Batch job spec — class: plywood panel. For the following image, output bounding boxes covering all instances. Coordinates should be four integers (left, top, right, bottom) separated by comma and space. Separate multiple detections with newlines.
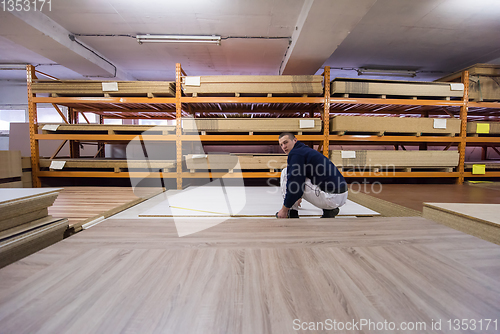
182, 118, 322, 133
331, 78, 464, 98
330, 116, 461, 135
330, 150, 459, 168
184, 154, 287, 170
183, 75, 323, 95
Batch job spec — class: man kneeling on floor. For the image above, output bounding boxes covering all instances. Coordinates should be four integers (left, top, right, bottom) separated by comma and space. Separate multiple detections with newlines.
276, 132, 348, 219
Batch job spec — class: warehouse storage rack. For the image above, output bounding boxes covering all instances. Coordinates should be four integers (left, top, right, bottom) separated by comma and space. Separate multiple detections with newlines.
27, 64, 500, 188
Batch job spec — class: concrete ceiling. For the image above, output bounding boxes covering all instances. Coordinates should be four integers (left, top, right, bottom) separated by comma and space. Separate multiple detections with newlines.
0, 0, 499, 82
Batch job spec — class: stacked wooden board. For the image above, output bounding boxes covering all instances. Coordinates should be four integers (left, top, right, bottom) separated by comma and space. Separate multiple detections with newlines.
39, 124, 176, 135
0, 151, 23, 188
185, 154, 287, 171
32, 80, 176, 97
182, 118, 321, 133
0, 188, 68, 268
329, 150, 459, 172
39, 158, 176, 172
437, 63, 500, 101
330, 116, 461, 136
330, 78, 464, 99
182, 75, 324, 96
467, 121, 500, 135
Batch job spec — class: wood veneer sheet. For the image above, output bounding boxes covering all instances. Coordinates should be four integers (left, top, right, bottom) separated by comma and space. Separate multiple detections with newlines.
424, 203, 500, 226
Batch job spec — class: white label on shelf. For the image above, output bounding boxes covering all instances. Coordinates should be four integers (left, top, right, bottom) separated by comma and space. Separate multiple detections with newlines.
191, 154, 208, 159
299, 119, 315, 128
450, 83, 464, 91
42, 124, 59, 131
433, 119, 447, 129
185, 76, 201, 86
50, 160, 66, 170
341, 151, 356, 159
102, 82, 119, 92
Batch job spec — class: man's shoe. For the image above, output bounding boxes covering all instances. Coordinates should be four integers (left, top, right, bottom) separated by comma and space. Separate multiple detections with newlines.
321, 208, 339, 218
289, 209, 299, 218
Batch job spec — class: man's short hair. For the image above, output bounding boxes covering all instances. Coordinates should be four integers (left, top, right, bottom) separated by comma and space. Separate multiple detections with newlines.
279, 132, 296, 140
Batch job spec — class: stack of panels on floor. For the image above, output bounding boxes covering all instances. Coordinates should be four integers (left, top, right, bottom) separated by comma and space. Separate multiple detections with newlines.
0, 189, 68, 268
329, 150, 459, 170
32, 80, 176, 97
182, 118, 321, 133
185, 154, 287, 171
0, 151, 23, 188
182, 75, 324, 96
330, 116, 461, 136
437, 63, 500, 101
331, 77, 464, 98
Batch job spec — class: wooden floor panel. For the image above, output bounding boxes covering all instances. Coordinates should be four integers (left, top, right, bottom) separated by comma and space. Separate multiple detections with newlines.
47, 187, 161, 228
0, 216, 499, 333
358, 183, 500, 212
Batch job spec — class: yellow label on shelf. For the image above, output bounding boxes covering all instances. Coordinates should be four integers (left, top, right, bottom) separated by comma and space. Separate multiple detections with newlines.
472, 164, 486, 175
476, 123, 490, 134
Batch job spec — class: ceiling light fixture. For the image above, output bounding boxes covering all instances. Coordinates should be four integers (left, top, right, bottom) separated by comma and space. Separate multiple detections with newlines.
357, 68, 417, 78
0, 64, 28, 70
136, 34, 221, 45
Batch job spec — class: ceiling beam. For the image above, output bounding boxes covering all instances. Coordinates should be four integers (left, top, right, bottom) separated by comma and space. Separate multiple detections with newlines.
0, 11, 133, 80
280, 0, 377, 75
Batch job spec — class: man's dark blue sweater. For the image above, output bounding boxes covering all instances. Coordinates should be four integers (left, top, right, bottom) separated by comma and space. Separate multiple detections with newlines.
283, 141, 347, 208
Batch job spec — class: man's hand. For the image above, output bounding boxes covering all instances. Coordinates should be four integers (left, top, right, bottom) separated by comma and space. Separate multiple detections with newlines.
276, 206, 290, 219
295, 198, 302, 208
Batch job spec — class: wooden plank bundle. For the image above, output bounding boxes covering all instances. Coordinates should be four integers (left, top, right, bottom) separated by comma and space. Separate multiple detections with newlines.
0, 188, 67, 268
329, 150, 459, 169
437, 64, 500, 101
182, 75, 324, 96
182, 118, 321, 133
330, 116, 461, 136
331, 78, 464, 98
32, 80, 175, 97
39, 159, 176, 171
0, 151, 23, 188
185, 154, 287, 171
39, 124, 176, 135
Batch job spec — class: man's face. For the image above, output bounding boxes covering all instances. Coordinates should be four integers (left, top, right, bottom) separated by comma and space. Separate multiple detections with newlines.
279, 135, 297, 155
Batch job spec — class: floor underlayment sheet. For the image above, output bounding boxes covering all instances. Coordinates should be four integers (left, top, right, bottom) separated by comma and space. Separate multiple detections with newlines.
137, 186, 379, 218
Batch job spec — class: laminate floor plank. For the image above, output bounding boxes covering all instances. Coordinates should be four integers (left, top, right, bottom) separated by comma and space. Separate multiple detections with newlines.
0, 216, 499, 333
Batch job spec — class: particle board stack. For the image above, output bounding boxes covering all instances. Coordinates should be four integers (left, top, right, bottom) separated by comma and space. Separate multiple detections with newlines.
39, 124, 176, 135
32, 80, 176, 97
0, 151, 23, 188
182, 118, 321, 133
0, 188, 68, 268
39, 158, 176, 172
329, 150, 459, 171
330, 116, 461, 136
182, 75, 324, 96
331, 78, 464, 99
467, 121, 500, 135
437, 64, 500, 101
185, 154, 287, 172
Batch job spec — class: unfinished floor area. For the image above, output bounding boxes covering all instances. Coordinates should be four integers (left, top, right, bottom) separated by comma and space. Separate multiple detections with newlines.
0, 184, 499, 333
